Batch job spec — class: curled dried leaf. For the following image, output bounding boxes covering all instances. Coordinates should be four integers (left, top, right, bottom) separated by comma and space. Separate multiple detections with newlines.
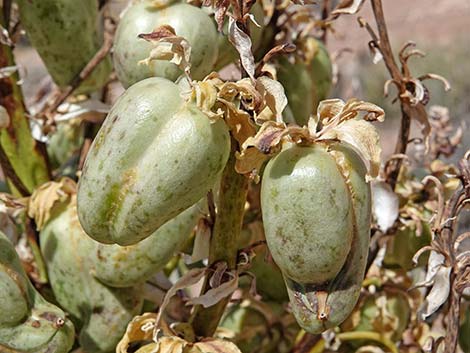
138, 25, 192, 77
27, 178, 76, 230
228, 17, 255, 80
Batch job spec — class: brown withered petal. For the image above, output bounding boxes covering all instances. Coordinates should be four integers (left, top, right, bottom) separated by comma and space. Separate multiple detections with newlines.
27, 178, 77, 230
331, 0, 366, 16
228, 17, 256, 80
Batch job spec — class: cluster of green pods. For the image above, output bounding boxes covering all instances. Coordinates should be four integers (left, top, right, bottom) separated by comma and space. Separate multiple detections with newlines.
277, 39, 333, 126
16, 0, 112, 93
36, 193, 203, 352
0, 232, 75, 353
261, 143, 371, 333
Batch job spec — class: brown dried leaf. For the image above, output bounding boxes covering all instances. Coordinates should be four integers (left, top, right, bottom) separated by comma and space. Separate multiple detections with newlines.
117, 313, 158, 353
155, 268, 207, 326
194, 338, 243, 353
228, 17, 255, 80
187, 272, 238, 308
255, 76, 288, 123
191, 218, 211, 262
331, 0, 366, 15
222, 100, 257, 145
138, 25, 191, 76
27, 178, 76, 230
322, 119, 382, 179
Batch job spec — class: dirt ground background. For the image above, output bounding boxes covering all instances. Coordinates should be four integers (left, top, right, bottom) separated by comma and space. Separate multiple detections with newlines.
14, 0, 470, 160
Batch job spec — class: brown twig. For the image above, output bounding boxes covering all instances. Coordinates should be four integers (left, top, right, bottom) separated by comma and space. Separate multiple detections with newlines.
360, 0, 413, 190
41, 17, 115, 121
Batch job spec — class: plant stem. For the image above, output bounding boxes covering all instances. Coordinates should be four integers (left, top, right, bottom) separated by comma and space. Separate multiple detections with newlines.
369, 0, 411, 190
191, 141, 248, 337
0, 12, 51, 195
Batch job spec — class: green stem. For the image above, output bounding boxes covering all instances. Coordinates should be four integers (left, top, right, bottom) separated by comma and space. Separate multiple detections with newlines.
0, 13, 51, 196
190, 141, 248, 337
310, 331, 398, 353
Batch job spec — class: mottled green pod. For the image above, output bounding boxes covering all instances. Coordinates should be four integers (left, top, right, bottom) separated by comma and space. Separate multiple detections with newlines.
277, 57, 314, 127
0, 232, 75, 353
16, 0, 112, 93
262, 144, 354, 284
78, 77, 230, 246
40, 202, 143, 353
47, 120, 85, 169
261, 143, 371, 333
309, 39, 333, 110
113, 2, 218, 87
93, 200, 206, 287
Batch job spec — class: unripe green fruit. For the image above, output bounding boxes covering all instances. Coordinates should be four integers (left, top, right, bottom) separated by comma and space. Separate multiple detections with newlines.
309, 40, 333, 112
78, 77, 230, 246
16, 0, 112, 93
261, 143, 371, 333
93, 200, 205, 287
47, 120, 85, 169
262, 144, 354, 284
277, 58, 314, 127
113, 1, 219, 87
40, 202, 144, 353
0, 232, 75, 353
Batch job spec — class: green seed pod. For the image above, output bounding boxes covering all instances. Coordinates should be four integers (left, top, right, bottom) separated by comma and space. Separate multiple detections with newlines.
16, 0, 112, 93
309, 40, 333, 110
113, 2, 218, 87
78, 77, 230, 246
93, 200, 206, 287
0, 232, 75, 353
261, 143, 371, 333
47, 120, 85, 169
277, 57, 314, 127
40, 202, 144, 353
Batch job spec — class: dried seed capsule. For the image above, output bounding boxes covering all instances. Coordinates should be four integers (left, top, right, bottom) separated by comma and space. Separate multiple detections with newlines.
16, 0, 111, 93
113, 2, 219, 87
40, 201, 144, 353
261, 143, 371, 333
78, 77, 230, 246
0, 232, 75, 353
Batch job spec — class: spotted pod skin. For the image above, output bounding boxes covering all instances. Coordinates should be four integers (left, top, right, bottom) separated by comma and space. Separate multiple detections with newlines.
78, 77, 230, 246
277, 57, 314, 127
93, 200, 206, 287
16, 0, 111, 93
261, 143, 371, 333
113, 1, 218, 88
40, 202, 144, 353
0, 232, 75, 353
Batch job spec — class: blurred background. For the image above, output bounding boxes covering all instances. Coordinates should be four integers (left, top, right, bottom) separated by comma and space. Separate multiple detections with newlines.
13, 0, 470, 163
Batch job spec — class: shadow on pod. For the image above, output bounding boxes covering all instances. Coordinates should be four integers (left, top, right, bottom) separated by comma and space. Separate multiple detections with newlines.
78, 77, 230, 246
40, 199, 143, 353
113, 1, 219, 87
16, 0, 112, 93
0, 232, 75, 353
261, 143, 371, 333
93, 199, 206, 288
